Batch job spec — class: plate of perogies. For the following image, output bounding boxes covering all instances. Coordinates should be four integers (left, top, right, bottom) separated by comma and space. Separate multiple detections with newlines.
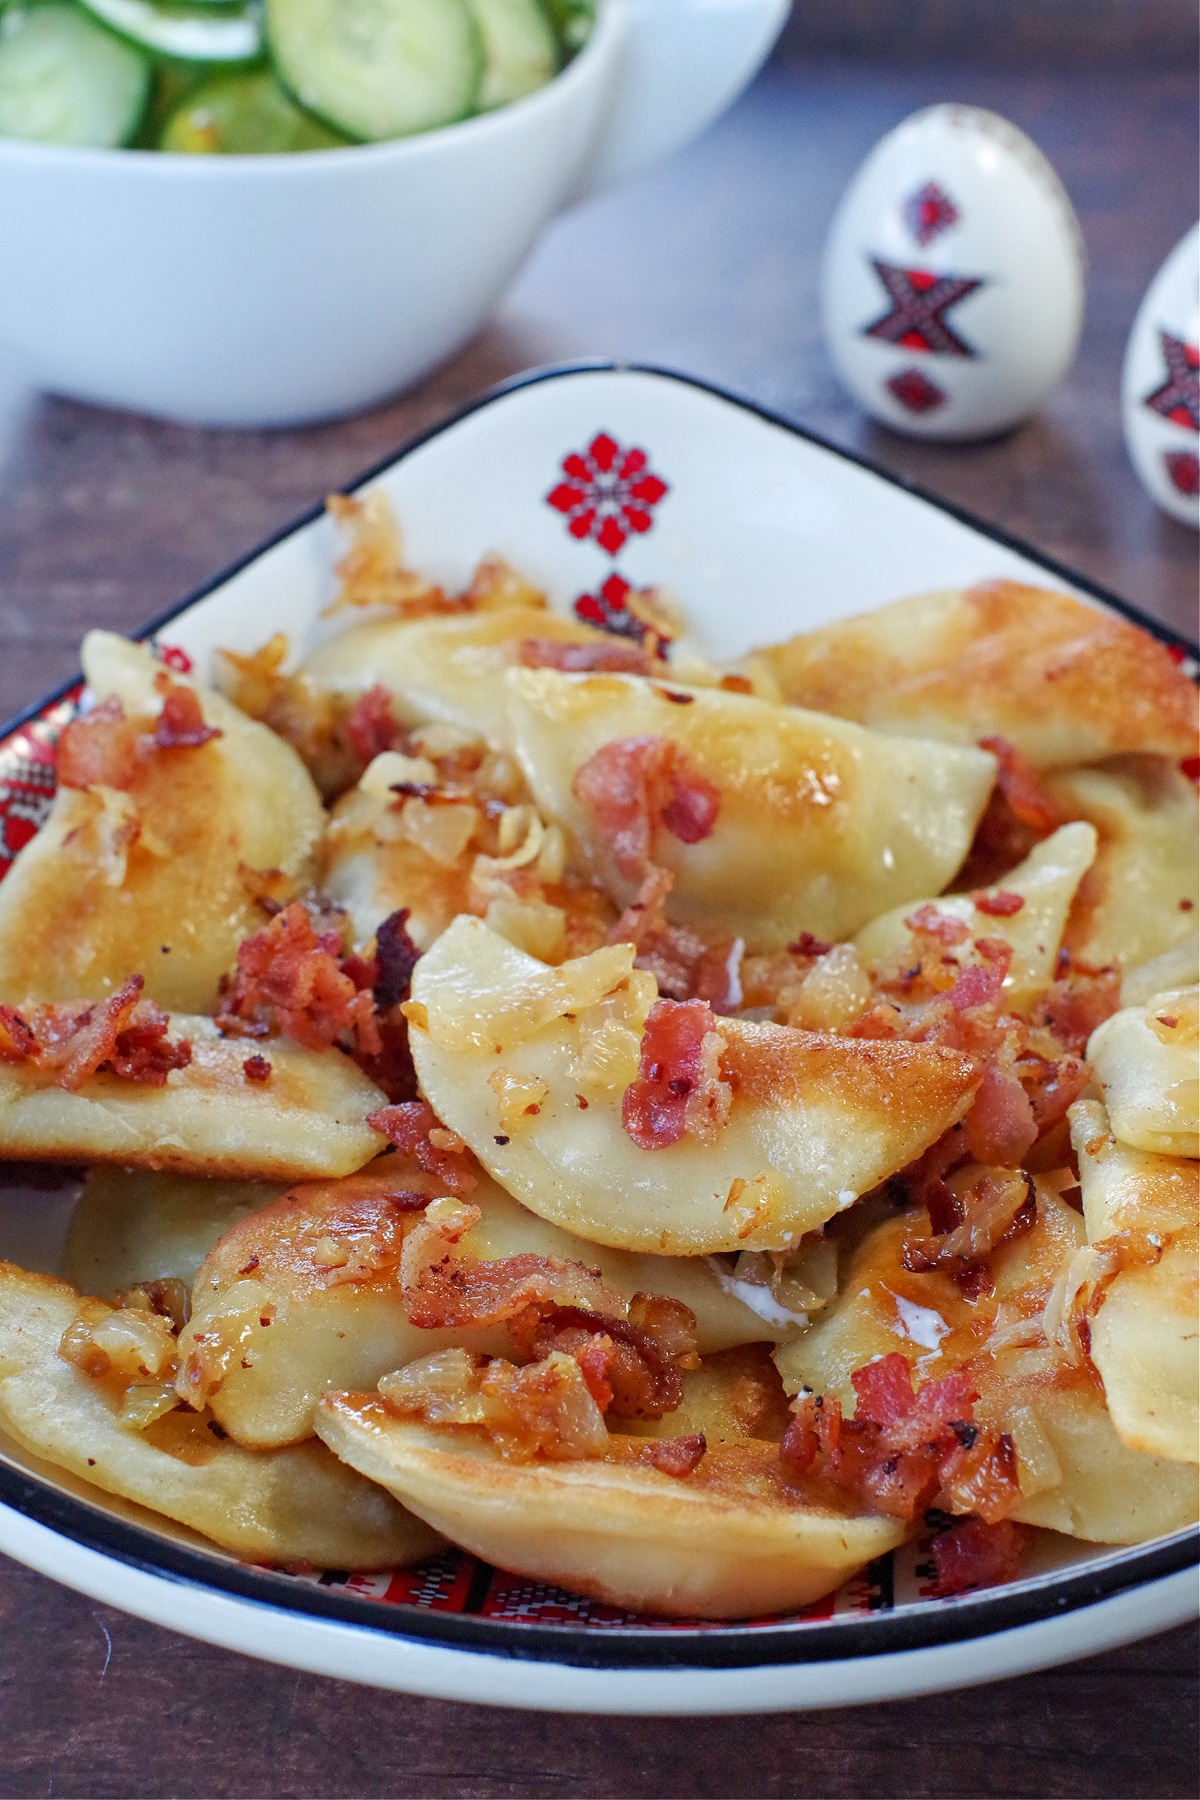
0, 366, 1195, 1715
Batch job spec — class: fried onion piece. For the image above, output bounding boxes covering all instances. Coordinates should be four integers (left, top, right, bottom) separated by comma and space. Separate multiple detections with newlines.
506, 668, 996, 950
774, 1192, 1199, 1544
745, 581, 1199, 769
409, 918, 981, 1255
1069, 1099, 1199, 1463
0, 1015, 386, 1181
0, 634, 325, 1013
0, 1261, 440, 1569
315, 1396, 905, 1619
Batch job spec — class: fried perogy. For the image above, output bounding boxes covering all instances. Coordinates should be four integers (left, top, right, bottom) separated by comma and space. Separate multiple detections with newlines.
0, 633, 325, 1012
854, 822, 1097, 1013
1086, 987, 1199, 1158
408, 918, 981, 1255
505, 668, 997, 949
1048, 758, 1199, 974
64, 1168, 283, 1298
745, 582, 1199, 770
1070, 1098, 1199, 1464
0, 1262, 440, 1569
0, 1017, 387, 1180
773, 1190, 1199, 1544
303, 607, 623, 752
315, 1352, 905, 1619
176, 1155, 792, 1448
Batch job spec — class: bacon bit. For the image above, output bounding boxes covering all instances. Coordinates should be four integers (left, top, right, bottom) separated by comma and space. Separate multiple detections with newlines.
979, 735, 1061, 832
906, 904, 971, 947
948, 961, 1005, 1013
403, 1239, 619, 1334
659, 689, 695, 705
108, 999, 192, 1085
56, 698, 139, 792
605, 869, 740, 1009
719, 674, 753, 695
973, 937, 1013, 969
649, 1433, 707, 1477
1032, 965, 1121, 1055
345, 684, 403, 764
928, 1516, 1032, 1596
621, 998, 731, 1151
374, 908, 421, 1011
903, 1168, 1035, 1278
1022, 1053, 1090, 1135
348, 908, 421, 1104
963, 1063, 1037, 1167
781, 1354, 1022, 1526
519, 637, 650, 675
510, 1294, 700, 1421
973, 889, 1024, 917
367, 1099, 477, 1194
0, 976, 191, 1091
242, 1054, 272, 1083
787, 932, 833, 959
1181, 755, 1200, 783
216, 901, 376, 1057
152, 677, 221, 750
572, 736, 721, 879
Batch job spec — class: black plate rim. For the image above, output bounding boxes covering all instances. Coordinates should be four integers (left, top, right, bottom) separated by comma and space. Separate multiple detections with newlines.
1, 358, 1196, 1674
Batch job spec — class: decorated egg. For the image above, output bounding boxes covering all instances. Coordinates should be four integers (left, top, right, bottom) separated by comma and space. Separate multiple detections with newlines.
821, 104, 1085, 440
1121, 225, 1199, 528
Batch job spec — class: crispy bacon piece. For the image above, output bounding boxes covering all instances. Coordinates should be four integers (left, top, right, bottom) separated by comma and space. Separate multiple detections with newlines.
519, 638, 651, 675
973, 889, 1024, 917
403, 1240, 620, 1334
367, 1099, 476, 1194
344, 684, 403, 765
906, 904, 970, 948
108, 999, 193, 1086
572, 736, 721, 879
963, 1061, 1037, 1167
350, 908, 421, 1103
510, 1294, 700, 1421
948, 960, 1006, 1013
649, 1433, 707, 1477
216, 901, 375, 1056
928, 1516, 1032, 1597
902, 1168, 1035, 1278
621, 998, 732, 1151
152, 677, 221, 750
0, 976, 191, 1091
979, 735, 1060, 832
1032, 964, 1121, 1055
56, 698, 139, 792
242, 1054, 272, 1083
606, 870, 742, 1008
780, 1354, 1022, 1527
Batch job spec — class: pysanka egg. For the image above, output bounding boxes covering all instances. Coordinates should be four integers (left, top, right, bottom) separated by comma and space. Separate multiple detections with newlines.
821, 105, 1085, 440
1121, 224, 1199, 529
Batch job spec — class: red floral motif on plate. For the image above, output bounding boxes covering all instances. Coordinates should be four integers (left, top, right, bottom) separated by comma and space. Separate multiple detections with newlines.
546, 431, 669, 556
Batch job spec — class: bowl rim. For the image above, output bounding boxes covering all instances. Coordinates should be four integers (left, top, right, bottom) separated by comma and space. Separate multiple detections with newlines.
0, 358, 1196, 1674
0, 2, 620, 175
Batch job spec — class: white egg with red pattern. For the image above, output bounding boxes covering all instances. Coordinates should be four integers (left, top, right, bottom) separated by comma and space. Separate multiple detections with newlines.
821, 104, 1086, 441
1121, 225, 1199, 529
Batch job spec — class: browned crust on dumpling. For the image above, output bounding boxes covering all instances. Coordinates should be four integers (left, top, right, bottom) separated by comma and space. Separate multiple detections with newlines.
753, 582, 1198, 770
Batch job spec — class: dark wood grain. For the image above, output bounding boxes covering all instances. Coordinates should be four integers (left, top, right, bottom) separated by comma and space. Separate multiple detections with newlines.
0, 45, 1196, 1800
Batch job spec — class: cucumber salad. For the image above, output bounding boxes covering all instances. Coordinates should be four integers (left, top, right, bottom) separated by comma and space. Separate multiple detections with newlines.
0, 0, 595, 152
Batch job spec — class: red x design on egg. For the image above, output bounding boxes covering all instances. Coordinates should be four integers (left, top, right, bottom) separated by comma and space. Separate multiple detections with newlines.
862, 261, 984, 358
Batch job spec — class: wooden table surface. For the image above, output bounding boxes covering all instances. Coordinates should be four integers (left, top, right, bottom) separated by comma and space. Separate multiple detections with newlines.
0, 44, 1196, 1800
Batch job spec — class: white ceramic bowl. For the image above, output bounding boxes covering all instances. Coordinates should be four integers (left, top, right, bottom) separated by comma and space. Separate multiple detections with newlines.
0, 365, 1195, 1712
0, 0, 788, 427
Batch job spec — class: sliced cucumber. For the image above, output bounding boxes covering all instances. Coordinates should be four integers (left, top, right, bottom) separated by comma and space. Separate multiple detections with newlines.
543, 0, 592, 53
0, 3, 150, 146
267, 0, 481, 142
78, 0, 263, 65
470, 0, 556, 110
161, 68, 348, 152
